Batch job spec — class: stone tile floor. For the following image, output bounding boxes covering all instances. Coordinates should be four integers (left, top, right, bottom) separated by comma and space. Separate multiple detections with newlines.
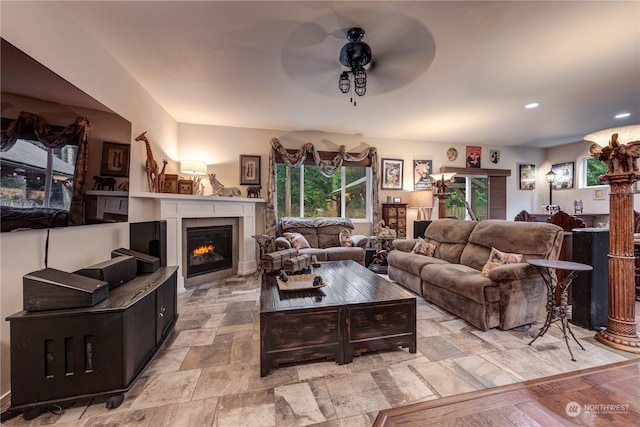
2, 274, 639, 426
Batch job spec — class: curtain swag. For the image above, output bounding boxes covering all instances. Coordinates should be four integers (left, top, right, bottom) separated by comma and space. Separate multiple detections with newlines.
1, 111, 91, 225
266, 137, 380, 236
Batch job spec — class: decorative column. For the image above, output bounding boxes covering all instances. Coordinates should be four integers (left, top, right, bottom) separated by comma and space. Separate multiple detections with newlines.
587, 126, 640, 353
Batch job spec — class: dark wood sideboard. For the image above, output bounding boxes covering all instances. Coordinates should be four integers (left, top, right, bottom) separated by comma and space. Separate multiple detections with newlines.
6, 266, 178, 417
527, 213, 608, 228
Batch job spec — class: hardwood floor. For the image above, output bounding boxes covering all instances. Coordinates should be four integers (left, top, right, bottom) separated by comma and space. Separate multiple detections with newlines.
374, 358, 640, 426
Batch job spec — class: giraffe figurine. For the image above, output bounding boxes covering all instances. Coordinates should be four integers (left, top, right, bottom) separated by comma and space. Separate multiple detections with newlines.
135, 131, 159, 192
157, 159, 168, 193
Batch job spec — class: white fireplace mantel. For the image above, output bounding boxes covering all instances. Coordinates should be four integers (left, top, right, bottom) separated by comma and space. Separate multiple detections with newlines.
130, 192, 264, 291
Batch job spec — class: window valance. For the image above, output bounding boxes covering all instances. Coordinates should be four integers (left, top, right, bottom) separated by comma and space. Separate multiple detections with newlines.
266, 137, 380, 235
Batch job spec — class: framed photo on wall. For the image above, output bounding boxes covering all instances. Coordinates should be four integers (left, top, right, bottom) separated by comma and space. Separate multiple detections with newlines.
381, 158, 403, 190
466, 145, 481, 168
551, 162, 574, 189
100, 141, 130, 177
240, 155, 260, 185
413, 160, 432, 190
519, 164, 536, 190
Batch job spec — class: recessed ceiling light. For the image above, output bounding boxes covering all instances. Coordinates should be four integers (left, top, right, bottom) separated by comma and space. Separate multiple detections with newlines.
525, 102, 540, 109
615, 112, 631, 119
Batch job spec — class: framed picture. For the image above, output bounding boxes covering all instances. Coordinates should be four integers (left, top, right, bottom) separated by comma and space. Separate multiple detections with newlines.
519, 164, 536, 190
413, 160, 433, 190
490, 150, 501, 164
162, 174, 178, 193
393, 197, 402, 203
381, 158, 403, 190
240, 155, 261, 185
100, 141, 130, 177
178, 179, 194, 195
551, 162, 574, 189
594, 188, 606, 200
466, 146, 481, 168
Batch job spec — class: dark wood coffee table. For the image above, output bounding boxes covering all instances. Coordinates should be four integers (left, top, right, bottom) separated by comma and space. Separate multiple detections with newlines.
260, 260, 416, 376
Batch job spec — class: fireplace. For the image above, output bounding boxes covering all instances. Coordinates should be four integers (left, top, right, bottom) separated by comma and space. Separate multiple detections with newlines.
182, 217, 239, 287
186, 225, 232, 278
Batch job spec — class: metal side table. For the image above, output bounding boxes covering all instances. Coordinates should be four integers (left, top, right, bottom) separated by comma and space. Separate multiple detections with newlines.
527, 259, 593, 361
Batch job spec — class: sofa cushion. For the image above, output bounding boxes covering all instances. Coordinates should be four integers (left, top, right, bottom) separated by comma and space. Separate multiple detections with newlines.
339, 229, 353, 247
423, 219, 478, 264
412, 238, 436, 256
421, 263, 500, 304
481, 247, 523, 277
460, 220, 564, 271
387, 250, 448, 277
283, 232, 311, 249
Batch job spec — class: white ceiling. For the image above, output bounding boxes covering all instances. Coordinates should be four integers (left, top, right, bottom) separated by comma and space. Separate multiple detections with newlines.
62, 1, 640, 148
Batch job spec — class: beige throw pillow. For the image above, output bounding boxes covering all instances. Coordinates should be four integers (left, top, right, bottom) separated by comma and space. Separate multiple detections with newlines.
283, 232, 311, 249
482, 247, 523, 277
412, 237, 436, 256
339, 229, 353, 247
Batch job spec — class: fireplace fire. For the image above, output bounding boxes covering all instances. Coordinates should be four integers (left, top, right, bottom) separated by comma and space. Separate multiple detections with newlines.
186, 225, 232, 278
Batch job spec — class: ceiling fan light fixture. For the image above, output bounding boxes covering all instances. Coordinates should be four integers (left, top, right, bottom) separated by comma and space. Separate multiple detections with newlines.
338, 27, 372, 104
339, 72, 350, 94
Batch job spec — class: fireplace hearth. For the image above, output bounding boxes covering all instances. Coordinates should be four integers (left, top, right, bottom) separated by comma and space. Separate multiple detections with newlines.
186, 225, 232, 278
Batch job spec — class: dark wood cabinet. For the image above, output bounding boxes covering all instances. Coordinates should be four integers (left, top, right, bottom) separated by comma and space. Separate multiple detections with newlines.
6, 267, 178, 414
382, 203, 407, 238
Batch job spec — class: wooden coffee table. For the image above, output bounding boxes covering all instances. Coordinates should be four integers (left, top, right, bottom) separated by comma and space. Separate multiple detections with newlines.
260, 260, 416, 376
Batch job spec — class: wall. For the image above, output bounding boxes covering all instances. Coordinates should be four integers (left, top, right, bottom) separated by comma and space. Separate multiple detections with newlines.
0, 1, 178, 400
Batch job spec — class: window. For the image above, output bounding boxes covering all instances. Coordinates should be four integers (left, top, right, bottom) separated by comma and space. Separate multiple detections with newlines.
580, 156, 607, 188
0, 139, 76, 209
275, 164, 371, 221
446, 175, 488, 220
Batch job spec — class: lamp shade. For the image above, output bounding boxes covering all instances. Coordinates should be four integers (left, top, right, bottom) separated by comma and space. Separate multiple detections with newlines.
409, 190, 433, 208
584, 124, 640, 146
180, 160, 207, 175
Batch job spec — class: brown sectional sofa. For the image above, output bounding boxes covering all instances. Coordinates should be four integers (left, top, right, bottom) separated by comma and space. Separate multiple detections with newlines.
274, 217, 369, 265
387, 219, 564, 331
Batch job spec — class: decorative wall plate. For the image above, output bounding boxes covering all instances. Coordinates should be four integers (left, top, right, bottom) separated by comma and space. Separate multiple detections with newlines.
447, 147, 458, 161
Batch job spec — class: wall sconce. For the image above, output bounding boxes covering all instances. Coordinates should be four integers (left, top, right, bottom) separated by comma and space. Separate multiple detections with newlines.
429, 172, 457, 218
409, 190, 433, 221
180, 160, 207, 195
585, 124, 640, 354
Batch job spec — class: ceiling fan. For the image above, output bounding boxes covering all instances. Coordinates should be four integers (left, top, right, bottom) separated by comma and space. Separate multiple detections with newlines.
280, 8, 436, 100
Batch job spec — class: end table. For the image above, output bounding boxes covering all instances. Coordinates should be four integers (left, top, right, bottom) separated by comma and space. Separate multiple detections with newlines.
527, 259, 593, 361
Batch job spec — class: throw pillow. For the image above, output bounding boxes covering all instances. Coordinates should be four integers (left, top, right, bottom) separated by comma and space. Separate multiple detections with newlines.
339, 229, 353, 247
412, 237, 436, 256
481, 247, 523, 277
283, 232, 311, 249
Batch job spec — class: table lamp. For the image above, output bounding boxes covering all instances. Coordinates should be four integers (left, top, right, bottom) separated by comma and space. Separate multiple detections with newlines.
409, 190, 433, 221
429, 172, 457, 218
180, 160, 207, 194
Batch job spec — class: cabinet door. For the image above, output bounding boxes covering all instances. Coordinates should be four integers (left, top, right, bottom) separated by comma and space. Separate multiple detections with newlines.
156, 272, 177, 343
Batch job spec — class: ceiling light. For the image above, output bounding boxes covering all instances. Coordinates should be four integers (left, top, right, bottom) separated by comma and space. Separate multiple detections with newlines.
338, 28, 372, 106
524, 102, 540, 109
615, 112, 631, 119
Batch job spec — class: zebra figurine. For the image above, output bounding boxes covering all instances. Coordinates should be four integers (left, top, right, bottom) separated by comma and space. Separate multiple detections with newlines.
209, 174, 241, 197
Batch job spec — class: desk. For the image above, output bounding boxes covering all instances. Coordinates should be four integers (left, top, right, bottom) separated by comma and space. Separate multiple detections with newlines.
528, 259, 593, 361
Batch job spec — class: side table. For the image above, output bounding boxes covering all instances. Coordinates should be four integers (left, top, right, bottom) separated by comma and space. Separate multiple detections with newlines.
527, 259, 593, 361
252, 234, 276, 273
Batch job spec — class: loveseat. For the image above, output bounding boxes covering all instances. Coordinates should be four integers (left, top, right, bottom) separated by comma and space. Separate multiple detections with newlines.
274, 217, 369, 265
387, 219, 564, 330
